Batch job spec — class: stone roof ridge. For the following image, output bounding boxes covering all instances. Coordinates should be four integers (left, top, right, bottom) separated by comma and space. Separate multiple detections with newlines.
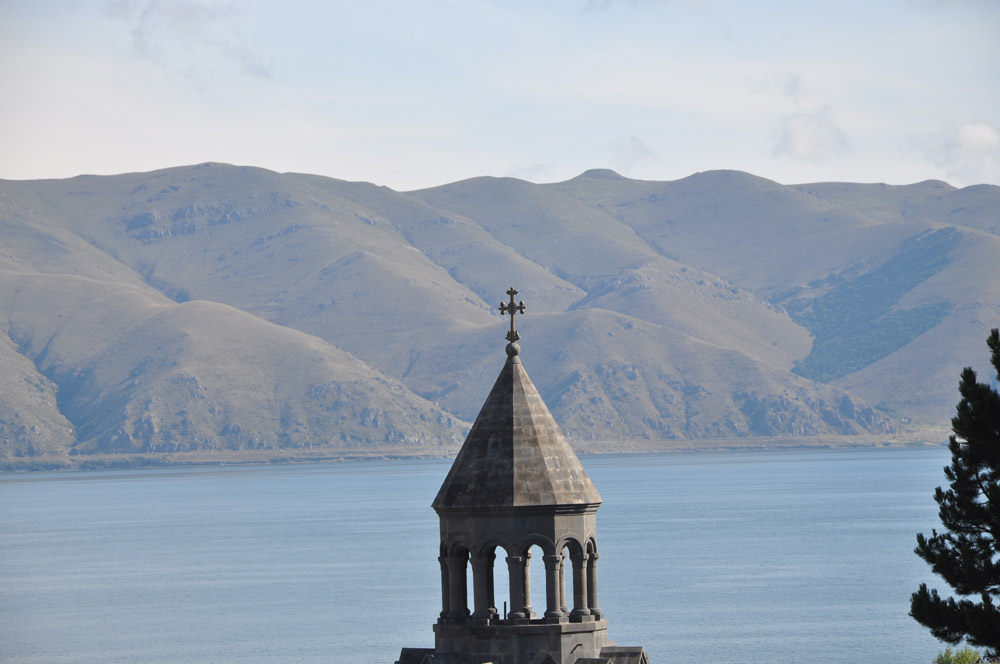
432, 342, 602, 511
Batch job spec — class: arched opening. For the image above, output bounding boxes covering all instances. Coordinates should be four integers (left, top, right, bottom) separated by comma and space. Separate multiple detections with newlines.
505, 543, 545, 621
487, 544, 511, 620
465, 545, 475, 618
527, 543, 546, 620
559, 541, 573, 617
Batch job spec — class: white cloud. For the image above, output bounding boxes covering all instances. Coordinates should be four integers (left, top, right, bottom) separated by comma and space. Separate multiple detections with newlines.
911, 120, 1000, 186
612, 136, 657, 173
782, 73, 805, 100
1, 0, 997, 188
104, 0, 271, 78
506, 163, 557, 183
582, 0, 671, 11
773, 107, 850, 161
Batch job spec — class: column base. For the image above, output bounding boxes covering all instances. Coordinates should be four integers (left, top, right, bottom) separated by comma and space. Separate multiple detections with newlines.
471, 608, 498, 620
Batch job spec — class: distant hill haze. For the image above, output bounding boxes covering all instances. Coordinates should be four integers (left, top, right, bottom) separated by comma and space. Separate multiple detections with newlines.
2, 164, 997, 465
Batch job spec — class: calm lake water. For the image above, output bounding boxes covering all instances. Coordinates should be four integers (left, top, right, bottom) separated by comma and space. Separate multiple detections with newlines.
1, 447, 951, 664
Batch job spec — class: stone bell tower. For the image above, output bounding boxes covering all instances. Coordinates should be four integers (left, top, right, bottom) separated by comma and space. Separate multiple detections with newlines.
396, 289, 648, 664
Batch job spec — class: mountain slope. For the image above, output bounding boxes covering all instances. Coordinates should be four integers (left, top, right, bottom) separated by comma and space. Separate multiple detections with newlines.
3, 163, 997, 465
288, 174, 587, 313
549, 169, 1000, 423
549, 169, 913, 297
410, 176, 659, 290
0, 194, 466, 461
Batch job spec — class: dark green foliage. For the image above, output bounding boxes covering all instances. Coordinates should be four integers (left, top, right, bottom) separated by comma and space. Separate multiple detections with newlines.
790, 228, 958, 382
911, 328, 1000, 658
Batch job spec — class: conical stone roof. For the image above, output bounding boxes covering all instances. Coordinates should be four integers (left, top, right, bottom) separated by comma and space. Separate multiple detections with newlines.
432, 343, 602, 511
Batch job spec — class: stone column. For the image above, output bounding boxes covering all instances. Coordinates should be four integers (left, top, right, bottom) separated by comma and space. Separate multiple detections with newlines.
522, 550, 536, 618
543, 553, 568, 621
506, 555, 527, 619
438, 555, 450, 619
558, 551, 569, 615
445, 554, 470, 619
570, 551, 590, 620
586, 552, 602, 619
470, 554, 497, 620
486, 552, 496, 616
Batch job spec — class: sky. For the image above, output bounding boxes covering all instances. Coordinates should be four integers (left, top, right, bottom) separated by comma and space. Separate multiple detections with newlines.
1, 0, 998, 190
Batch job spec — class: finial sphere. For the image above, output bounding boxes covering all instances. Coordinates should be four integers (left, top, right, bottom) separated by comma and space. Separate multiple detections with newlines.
506, 342, 520, 357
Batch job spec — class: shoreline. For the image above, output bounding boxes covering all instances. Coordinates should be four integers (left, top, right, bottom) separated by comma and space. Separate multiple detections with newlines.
0, 430, 949, 473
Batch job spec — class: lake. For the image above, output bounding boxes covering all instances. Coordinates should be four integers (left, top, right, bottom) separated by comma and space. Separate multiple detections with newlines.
0, 446, 951, 663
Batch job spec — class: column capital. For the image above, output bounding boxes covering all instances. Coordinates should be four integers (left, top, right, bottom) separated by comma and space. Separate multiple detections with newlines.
470, 556, 493, 569
542, 553, 564, 566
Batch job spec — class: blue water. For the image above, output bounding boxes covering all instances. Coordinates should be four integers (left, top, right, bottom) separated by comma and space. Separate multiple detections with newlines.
0, 447, 950, 663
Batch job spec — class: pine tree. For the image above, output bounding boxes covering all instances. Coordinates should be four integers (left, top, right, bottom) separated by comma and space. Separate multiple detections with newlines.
911, 328, 1000, 658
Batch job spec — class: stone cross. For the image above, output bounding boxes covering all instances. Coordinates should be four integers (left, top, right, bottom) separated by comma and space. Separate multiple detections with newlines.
499, 287, 526, 343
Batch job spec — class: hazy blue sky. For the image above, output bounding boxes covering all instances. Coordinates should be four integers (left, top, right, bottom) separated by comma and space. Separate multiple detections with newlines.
1, 0, 998, 189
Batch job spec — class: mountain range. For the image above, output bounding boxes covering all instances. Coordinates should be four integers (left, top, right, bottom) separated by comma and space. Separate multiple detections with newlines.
2, 163, 997, 468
